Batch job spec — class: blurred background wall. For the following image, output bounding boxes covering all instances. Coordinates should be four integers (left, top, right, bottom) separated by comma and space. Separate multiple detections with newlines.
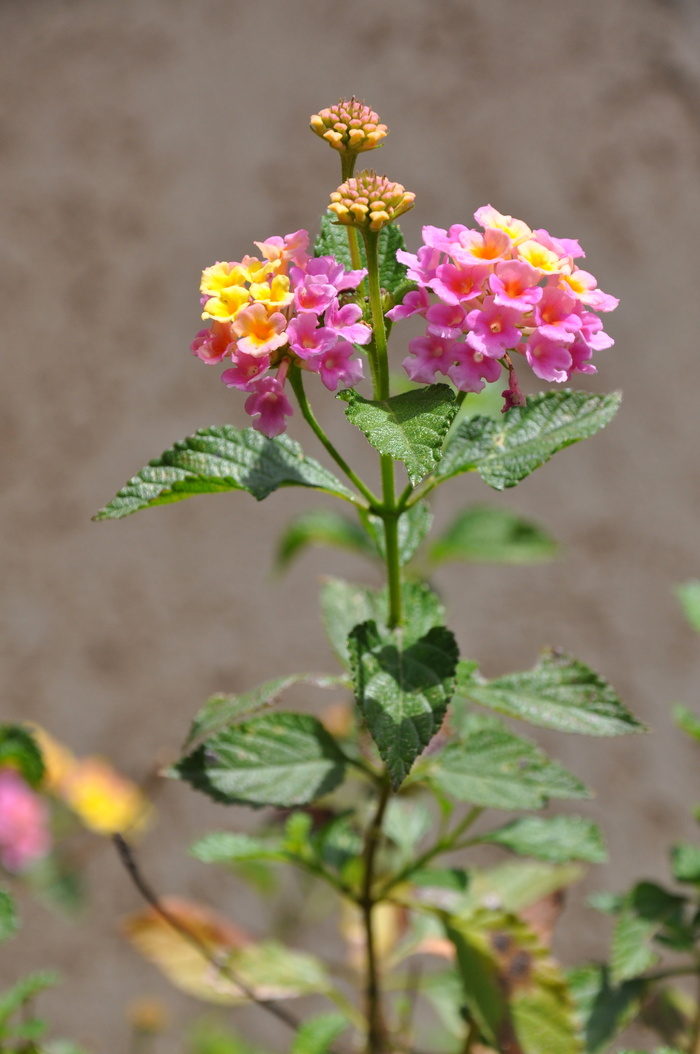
2, 0, 700, 1047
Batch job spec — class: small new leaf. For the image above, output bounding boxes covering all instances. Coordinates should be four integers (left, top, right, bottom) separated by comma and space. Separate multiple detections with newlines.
428, 714, 589, 810
341, 384, 457, 485
275, 509, 376, 572
479, 815, 607, 864
321, 578, 445, 668
348, 620, 458, 789
0, 726, 44, 788
290, 1013, 348, 1054
430, 505, 557, 565
676, 580, 700, 634
94, 426, 354, 519
0, 891, 18, 944
173, 713, 347, 808
183, 674, 347, 752
436, 390, 621, 490
567, 964, 645, 1054
456, 649, 643, 736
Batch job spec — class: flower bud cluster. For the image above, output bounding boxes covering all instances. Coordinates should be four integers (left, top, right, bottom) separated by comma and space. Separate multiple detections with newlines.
329, 171, 415, 232
390, 205, 618, 399
310, 98, 387, 155
192, 230, 371, 437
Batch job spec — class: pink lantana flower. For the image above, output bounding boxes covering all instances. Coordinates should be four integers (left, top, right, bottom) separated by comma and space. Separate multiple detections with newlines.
465, 297, 524, 358
0, 769, 50, 872
525, 332, 573, 382
254, 229, 310, 272
308, 341, 365, 391
221, 350, 271, 390
426, 303, 467, 340
533, 287, 582, 344
430, 262, 489, 305
190, 320, 233, 365
489, 260, 543, 311
323, 301, 372, 345
287, 314, 338, 360
233, 304, 289, 356
403, 335, 460, 384
396, 244, 442, 285
386, 287, 430, 322
244, 375, 294, 437
448, 347, 502, 393
293, 273, 338, 315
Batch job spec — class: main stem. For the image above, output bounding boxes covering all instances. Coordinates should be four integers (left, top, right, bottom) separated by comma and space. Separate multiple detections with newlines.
363, 228, 402, 630
360, 777, 392, 1054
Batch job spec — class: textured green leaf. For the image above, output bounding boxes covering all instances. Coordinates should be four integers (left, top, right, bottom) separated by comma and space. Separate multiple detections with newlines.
428, 713, 589, 810
173, 713, 347, 807
341, 384, 457, 485
673, 704, 700, 744
275, 509, 375, 571
568, 964, 645, 1054
671, 843, 700, 883
0, 891, 17, 944
676, 580, 700, 634
314, 213, 408, 295
446, 909, 582, 1053
0, 725, 44, 788
480, 815, 607, 864
94, 426, 354, 519
349, 620, 458, 788
183, 674, 346, 752
290, 1012, 348, 1054
320, 577, 445, 668
611, 910, 659, 983
363, 500, 433, 566
0, 971, 59, 1025
189, 833, 287, 865
436, 390, 622, 490
430, 504, 557, 565
456, 649, 643, 736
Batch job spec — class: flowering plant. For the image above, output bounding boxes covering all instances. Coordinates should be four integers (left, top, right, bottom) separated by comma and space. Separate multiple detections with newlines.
41, 99, 656, 1053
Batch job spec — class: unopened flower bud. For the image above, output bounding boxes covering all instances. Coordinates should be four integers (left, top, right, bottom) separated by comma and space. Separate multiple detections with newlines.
328, 171, 415, 232
310, 98, 388, 154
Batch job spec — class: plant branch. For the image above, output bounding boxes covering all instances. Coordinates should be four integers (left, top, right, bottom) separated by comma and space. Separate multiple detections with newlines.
360, 776, 392, 1054
377, 807, 483, 899
113, 834, 302, 1035
289, 366, 380, 508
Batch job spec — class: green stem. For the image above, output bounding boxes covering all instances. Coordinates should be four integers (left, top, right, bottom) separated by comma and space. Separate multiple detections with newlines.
340, 153, 366, 293
289, 366, 380, 508
362, 230, 390, 400
360, 776, 392, 1054
377, 807, 483, 899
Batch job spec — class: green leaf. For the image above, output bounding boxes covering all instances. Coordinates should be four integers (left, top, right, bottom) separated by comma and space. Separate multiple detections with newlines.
480, 815, 607, 864
0, 891, 18, 944
673, 704, 700, 744
341, 384, 457, 485
464, 861, 584, 915
568, 963, 645, 1054
456, 649, 644, 736
384, 799, 433, 858
320, 577, 445, 668
446, 910, 582, 1053
411, 867, 470, 891
274, 509, 376, 571
671, 843, 700, 883
436, 390, 622, 490
430, 504, 557, 565
0, 971, 59, 1025
348, 620, 459, 788
173, 712, 347, 808
0, 725, 44, 788
676, 580, 700, 634
290, 1012, 348, 1054
183, 674, 347, 752
190, 832, 287, 865
363, 500, 433, 566
610, 911, 659, 983
428, 713, 590, 810
94, 426, 354, 520
314, 213, 408, 295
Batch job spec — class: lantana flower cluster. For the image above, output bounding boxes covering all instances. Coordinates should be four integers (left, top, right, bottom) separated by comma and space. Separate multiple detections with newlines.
191, 230, 370, 437
0, 767, 50, 872
390, 205, 618, 404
